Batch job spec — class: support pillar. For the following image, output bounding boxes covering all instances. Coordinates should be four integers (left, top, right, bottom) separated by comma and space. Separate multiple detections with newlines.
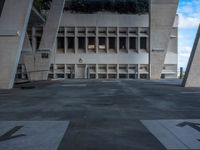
24, 0, 65, 81
149, 0, 179, 80
0, 0, 33, 89
182, 25, 200, 87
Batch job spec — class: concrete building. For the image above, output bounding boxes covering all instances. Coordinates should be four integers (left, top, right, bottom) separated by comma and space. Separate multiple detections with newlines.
0, 0, 179, 89
182, 24, 200, 87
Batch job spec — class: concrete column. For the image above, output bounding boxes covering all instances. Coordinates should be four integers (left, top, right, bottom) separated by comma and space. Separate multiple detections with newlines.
0, 0, 33, 89
86, 28, 88, 53
182, 25, 200, 87
96, 27, 98, 54
64, 28, 67, 54
32, 27, 36, 53
75, 27, 78, 53
106, 37, 109, 53
137, 27, 140, 53
21, 34, 33, 80
137, 64, 140, 79
24, 0, 65, 81
117, 27, 119, 53
117, 64, 119, 79
127, 36, 130, 53
96, 64, 98, 79
106, 28, 109, 53
149, 0, 179, 80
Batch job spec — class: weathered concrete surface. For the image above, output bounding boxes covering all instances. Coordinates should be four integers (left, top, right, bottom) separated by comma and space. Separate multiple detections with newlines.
25, 0, 65, 81
0, 121, 69, 150
183, 25, 200, 87
22, 33, 32, 52
0, 0, 33, 89
142, 119, 200, 149
0, 79, 200, 150
149, 0, 179, 79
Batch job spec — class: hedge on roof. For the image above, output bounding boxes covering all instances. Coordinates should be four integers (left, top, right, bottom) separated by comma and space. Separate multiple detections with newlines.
33, 0, 52, 12
64, 0, 149, 14
33, 0, 149, 14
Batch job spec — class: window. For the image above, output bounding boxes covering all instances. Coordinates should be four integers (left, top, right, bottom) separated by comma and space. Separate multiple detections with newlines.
0, 0, 5, 16
58, 27, 64, 34
36, 36, 41, 49
78, 37, 85, 49
67, 37, 74, 49
57, 37, 64, 49
140, 74, 148, 79
57, 65, 64, 70
119, 37, 126, 49
88, 37, 95, 50
99, 37, 106, 50
140, 37, 147, 50
109, 37, 116, 50
78, 28, 85, 34
41, 53, 49, 59
67, 28, 75, 34
130, 37, 137, 50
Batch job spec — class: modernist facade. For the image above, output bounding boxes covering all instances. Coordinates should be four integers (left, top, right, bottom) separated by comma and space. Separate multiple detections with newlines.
0, 0, 179, 89
16, 1, 178, 80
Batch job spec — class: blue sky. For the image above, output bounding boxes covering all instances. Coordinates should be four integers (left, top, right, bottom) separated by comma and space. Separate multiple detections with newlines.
178, 0, 200, 70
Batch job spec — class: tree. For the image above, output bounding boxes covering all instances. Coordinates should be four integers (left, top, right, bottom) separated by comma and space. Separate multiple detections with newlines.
34, 0, 52, 12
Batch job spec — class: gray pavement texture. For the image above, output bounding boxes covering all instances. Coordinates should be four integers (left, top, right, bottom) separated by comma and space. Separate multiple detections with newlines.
142, 119, 200, 150
0, 79, 200, 150
0, 121, 69, 150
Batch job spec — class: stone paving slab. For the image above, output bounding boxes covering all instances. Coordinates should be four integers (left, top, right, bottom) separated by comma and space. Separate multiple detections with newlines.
141, 119, 200, 150
0, 121, 69, 150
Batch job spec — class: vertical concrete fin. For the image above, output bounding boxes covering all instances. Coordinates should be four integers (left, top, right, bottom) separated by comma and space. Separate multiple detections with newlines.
22, 33, 33, 52
25, 0, 65, 81
149, 0, 179, 80
39, 0, 65, 51
21, 33, 34, 80
182, 25, 200, 87
0, 0, 33, 89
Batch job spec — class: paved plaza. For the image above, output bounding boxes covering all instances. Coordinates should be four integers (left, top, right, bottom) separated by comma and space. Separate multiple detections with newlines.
0, 79, 200, 150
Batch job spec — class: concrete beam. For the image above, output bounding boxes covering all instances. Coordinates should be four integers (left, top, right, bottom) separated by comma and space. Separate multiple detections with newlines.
182, 25, 200, 87
149, 0, 179, 79
25, 0, 65, 81
0, 0, 33, 89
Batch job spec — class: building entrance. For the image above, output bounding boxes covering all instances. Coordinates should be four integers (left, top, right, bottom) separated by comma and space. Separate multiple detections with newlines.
76, 65, 86, 79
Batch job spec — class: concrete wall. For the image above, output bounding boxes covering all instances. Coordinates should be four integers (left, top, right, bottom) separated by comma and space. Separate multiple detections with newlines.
149, 0, 179, 79
23, 0, 65, 81
0, 0, 33, 89
183, 25, 200, 87
61, 13, 149, 27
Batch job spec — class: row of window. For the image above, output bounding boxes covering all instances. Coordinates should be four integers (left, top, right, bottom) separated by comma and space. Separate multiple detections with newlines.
58, 27, 149, 36
57, 36, 148, 53
50, 64, 149, 74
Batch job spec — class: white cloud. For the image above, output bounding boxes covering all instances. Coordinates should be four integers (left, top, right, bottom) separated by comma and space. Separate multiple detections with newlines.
178, 13, 200, 28
177, 0, 199, 70
178, 0, 200, 28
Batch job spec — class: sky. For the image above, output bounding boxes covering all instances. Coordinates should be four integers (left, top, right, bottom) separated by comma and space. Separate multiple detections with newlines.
178, 0, 200, 71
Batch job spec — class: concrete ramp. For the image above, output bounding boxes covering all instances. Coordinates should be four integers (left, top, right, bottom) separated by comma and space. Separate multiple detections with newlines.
183, 25, 200, 87
149, 0, 179, 79
0, 0, 33, 89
